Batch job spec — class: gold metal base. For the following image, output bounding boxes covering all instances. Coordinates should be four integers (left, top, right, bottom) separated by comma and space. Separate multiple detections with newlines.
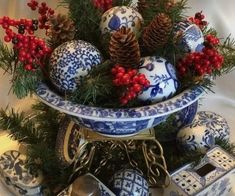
70, 127, 170, 188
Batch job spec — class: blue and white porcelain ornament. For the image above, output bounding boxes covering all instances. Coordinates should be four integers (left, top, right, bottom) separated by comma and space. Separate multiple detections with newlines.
193, 111, 230, 141
177, 123, 215, 153
175, 21, 204, 52
138, 56, 179, 103
49, 40, 102, 92
100, 6, 144, 35
111, 169, 149, 196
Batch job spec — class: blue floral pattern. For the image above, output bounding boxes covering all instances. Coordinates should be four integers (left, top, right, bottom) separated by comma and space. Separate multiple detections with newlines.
138, 57, 180, 103
101, 6, 143, 34
193, 111, 230, 140
50, 40, 102, 92
0, 151, 43, 195
176, 21, 204, 52
36, 82, 204, 135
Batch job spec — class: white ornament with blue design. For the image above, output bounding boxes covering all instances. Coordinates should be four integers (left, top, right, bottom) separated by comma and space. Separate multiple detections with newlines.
193, 111, 230, 141
49, 40, 102, 93
100, 6, 143, 35
138, 56, 179, 103
175, 21, 204, 52
111, 169, 149, 196
177, 123, 215, 153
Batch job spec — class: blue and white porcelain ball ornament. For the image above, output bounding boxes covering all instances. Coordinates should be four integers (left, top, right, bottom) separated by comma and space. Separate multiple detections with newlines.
49, 40, 102, 92
111, 169, 149, 196
176, 21, 204, 52
100, 6, 143, 35
138, 56, 179, 103
177, 123, 215, 153
193, 111, 230, 141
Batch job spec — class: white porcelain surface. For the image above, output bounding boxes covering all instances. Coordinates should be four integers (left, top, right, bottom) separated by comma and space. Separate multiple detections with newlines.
138, 56, 179, 103
100, 6, 143, 35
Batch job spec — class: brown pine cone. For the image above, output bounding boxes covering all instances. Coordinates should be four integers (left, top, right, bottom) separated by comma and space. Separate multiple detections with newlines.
48, 14, 75, 43
109, 27, 141, 67
142, 13, 172, 52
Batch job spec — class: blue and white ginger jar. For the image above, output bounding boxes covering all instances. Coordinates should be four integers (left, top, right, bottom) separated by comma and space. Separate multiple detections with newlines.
176, 21, 204, 52
100, 6, 143, 35
138, 56, 179, 103
177, 123, 215, 153
50, 40, 102, 92
111, 169, 149, 196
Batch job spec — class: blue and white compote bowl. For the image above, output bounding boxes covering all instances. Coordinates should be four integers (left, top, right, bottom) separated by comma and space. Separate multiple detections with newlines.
36, 82, 204, 137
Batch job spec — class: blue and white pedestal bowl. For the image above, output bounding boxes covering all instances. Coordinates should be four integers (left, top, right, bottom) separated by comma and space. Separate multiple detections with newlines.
36, 82, 204, 137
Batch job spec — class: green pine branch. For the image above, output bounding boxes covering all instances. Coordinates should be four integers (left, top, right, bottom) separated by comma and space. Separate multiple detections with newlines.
0, 108, 42, 144
11, 65, 42, 99
0, 40, 16, 74
60, 0, 102, 49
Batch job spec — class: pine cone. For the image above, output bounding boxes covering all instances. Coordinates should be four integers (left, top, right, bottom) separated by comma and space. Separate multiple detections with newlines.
48, 14, 75, 43
142, 13, 172, 51
109, 27, 141, 67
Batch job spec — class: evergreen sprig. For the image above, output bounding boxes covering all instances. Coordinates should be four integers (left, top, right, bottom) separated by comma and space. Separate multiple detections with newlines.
0, 108, 42, 144
70, 60, 119, 107
0, 40, 16, 74
217, 35, 235, 76
12, 65, 42, 99
60, 0, 102, 50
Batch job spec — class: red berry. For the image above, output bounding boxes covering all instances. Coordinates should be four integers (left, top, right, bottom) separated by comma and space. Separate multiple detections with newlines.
133, 84, 142, 93
24, 64, 33, 71
4, 35, 11, 42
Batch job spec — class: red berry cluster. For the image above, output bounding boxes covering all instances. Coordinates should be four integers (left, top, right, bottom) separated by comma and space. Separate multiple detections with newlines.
188, 11, 207, 29
0, 19, 51, 71
205, 34, 220, 47
112, 64, 150, 105
27, 0, 54, 30
177, 48, 224, 77
93, 0, 113, 12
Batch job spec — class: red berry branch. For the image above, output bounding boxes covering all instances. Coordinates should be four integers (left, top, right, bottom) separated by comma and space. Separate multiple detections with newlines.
188, 11, 207, 29
177, 34, 224, 77
27, 0, 54, 30
93, 0, 113, 12
0, 1, 54, 71
112, 64, 150, 105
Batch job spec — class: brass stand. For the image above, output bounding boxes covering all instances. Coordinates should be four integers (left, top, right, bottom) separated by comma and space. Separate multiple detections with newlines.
70, 128, 170, 188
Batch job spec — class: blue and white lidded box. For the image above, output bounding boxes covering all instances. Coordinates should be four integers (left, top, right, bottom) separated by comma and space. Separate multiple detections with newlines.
0, 150, 44, 196
164, 146, 235, 196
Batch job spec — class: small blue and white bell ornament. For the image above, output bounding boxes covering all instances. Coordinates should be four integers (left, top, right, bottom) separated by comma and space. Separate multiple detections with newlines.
177, 123, 215, 153
175, 21, 204, 52
100, 6, 144, 35
49, 40, 102, 93
193, 111, 230, 141
111, 169, 149, 196
138, 56, 179, 103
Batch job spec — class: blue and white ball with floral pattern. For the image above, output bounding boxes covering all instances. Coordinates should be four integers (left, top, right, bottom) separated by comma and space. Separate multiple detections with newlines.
175, 21, 204, 52
177, 123, 215, 153
100, 6, 143, 35
193, 111, 230, 141
111, 169, 149, 196
138, 56, 179, 103
49, 40, 102, 93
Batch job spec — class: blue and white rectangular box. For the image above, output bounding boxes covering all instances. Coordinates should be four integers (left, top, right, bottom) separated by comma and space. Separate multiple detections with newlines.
163, 146, 235, 196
